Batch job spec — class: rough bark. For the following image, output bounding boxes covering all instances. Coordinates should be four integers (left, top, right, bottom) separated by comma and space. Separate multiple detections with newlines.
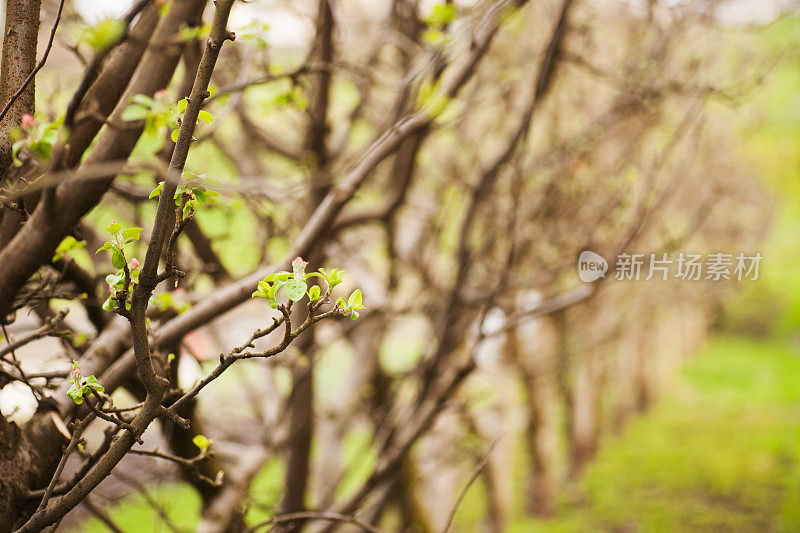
0, 0, 42, 175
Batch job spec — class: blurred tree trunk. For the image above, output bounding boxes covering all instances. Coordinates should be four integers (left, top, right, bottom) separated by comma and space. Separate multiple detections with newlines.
512, 324, 559, 517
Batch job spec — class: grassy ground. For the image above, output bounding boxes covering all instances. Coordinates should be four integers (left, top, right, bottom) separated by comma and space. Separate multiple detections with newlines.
508, 336, 800, 532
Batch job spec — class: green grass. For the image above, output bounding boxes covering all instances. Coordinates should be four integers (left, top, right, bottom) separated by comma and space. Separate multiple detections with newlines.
509, 336, 800, 533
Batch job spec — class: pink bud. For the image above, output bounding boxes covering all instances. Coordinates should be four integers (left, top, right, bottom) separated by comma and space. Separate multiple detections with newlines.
129, 258, 140, 269
71, 367, 82, 381
293, 256, 307, 266
21, 114, 35, 128
108, 284, 114, 293
154, 89, 170, 103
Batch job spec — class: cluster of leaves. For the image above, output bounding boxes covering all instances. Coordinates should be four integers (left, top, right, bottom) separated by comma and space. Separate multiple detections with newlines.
149, 173, 220, 220
335, 289, 365, 320
152, 291, 192, 314
252, 258, 363, 318
122, 95, 213, 142
80, 18, 126, 52
178, 23, 211, 43
416, 79, 451, 118
66, 361, 105, 405
53, 236, 86, 262
11, 116, 63, 166
271, 85, 308, 111
422, 3, 456, 45
97, 221, 142, 311
238, 22, 271, 49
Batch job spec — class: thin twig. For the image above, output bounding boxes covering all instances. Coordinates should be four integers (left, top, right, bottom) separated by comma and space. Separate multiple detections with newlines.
441, 432, 505, 533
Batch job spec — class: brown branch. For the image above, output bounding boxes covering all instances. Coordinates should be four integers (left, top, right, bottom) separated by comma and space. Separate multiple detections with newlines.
441, 432, 504, 533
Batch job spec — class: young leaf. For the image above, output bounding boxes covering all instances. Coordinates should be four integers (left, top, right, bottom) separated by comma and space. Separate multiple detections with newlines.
193, 434, 213, 453
105, 221, 122, 234
308, 285, 321, 301
149, 181, 164, 199
197, 110, 213, 124
121, 105, 149, 122
102, 296, 115, 311
84, 375, 105, 394
122, 227, 142, 242
67, 387, 85, 404
285, 278, 308, 302
131, 94, 157, 107
111, 247, 126, 269
106, 271, 125, 288
348, 289, 363, 309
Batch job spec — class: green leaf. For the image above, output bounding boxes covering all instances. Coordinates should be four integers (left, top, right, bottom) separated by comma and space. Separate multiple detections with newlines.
96, 242, 113, 254
348, 289, 363, 308
102, 296, 115, 311
177, 99, 188, 112
149, 181, 164, 199
111, 247, 126, 269
329, 269, 345, 289
121, 105, 149, 121
67, 387, 84, 404
155, 293, 174, 309
197, 110, 213, 124
308, 285, 321, 301
122, 227, 142, 242
285, 278, 308, 302
84, 375, 105, 394
83, 18, 126, 52
335, 297, 348, 308
193, 434, 213, 453
11, 140, 24, 166
350, 311, 360, 320
131, 94, 156, 107
106, 271, 125, 288
425, 4, 456, 27
264, 272, 291, 282
171, 129, 180, 142
105, 222, 122, 234
54, 236, 86, 261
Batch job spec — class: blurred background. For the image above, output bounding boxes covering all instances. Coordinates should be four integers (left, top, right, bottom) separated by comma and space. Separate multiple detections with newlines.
2, 0, 800, 530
